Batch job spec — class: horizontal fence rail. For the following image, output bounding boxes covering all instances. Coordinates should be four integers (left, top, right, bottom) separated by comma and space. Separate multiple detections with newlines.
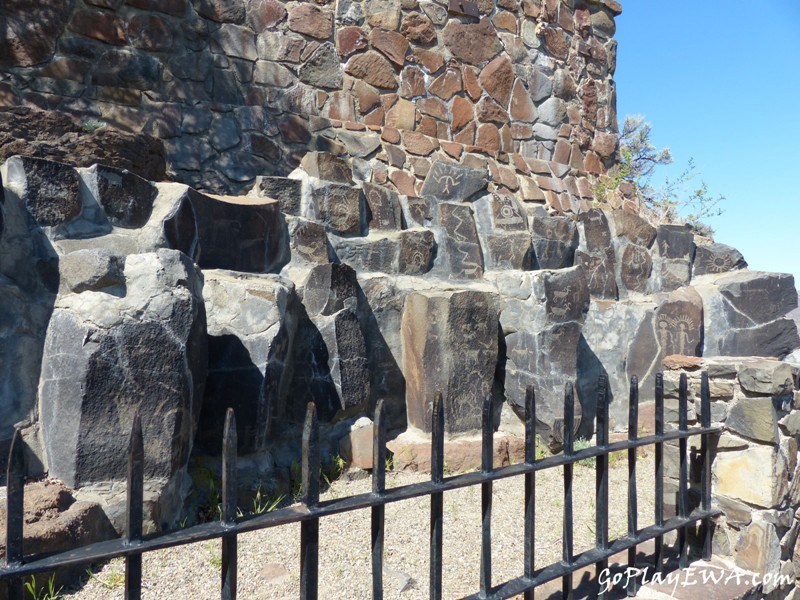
2, 373, 721, 599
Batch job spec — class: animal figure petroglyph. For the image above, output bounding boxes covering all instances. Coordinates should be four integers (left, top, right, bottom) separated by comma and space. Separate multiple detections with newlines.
549, 302, 572, 318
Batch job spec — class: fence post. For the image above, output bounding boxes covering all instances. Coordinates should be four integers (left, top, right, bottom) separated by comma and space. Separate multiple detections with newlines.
523, 385, 536, 600
221, 408, 238, 600
371, 399, 386, 600
627, 376, 639, 597
430, 391, 444, 600
125, 413, 144, 600
479, 394, 493, 597
300, 403, 320, 600
562, 383, 574, 600
5, 429, 24, 600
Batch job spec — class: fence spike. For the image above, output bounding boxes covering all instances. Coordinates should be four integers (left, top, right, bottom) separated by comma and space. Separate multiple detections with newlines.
627, 376, 639, 597
480, 395, 493, 596
125, 412, 144, 600
221, 408, 238, 600
371, 400, 386, 600
430, 391, 444, 600
523, 385, 536, 600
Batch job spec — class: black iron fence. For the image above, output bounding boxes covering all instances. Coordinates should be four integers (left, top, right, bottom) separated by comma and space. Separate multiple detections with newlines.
1, 372, 720, 599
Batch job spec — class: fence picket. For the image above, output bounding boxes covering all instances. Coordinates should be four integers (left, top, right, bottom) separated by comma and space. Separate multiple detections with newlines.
562, 383, 574, 600
480, 394, 493, 597
5, 429, 24, 600
595, 374, 609, 597
700, 372, 713, 560
523, 385, 536, 600
654, 373, 665, 574
678, 373, 689, 569
430, 391, 444, 600
300, 403, 320, 600
371, 400, 386, 600
627, 376, 639, 597
125, 413, 144, 600
221, 409, 238, 600
0, 375, 723, 600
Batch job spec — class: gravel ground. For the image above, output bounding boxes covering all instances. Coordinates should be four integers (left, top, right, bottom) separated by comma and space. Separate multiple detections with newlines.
64, 449, 655, 599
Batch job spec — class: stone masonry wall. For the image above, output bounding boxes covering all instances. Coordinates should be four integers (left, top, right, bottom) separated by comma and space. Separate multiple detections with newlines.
664, 358, 800, 597
0, 0, 622, 198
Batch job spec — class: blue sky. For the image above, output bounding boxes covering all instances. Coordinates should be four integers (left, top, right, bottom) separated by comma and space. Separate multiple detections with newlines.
613, 1, 800, 283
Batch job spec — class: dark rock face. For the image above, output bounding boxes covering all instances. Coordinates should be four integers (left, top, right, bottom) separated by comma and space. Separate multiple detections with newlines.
531, 214, 578, 270
251, 176, 302, 216
627, 286, 703, 390
613, 209, 656, 248
309, 183, 363, 235
363, 182, 402, 230
198, 271, 296, 454
4, 157, 82, 227
189, 190, 289, 273
303, 263, 359, 317
620, 244, 652, 292
703, 271, 800, 359
656, 224, 694, 259
693, 243, 746, 276
576, 209, 617, 299
439, 202, 483, 279
420, 161, 488, 201
89, 165, 158, 229
39, 250, 207, 495
0, 108, 166, 181
398, 229, 436, 274
402, 290, 498, 433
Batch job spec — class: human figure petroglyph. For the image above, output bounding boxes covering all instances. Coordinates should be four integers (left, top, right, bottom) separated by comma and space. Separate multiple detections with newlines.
657, 319, 671, 350
434, 172, 463, 195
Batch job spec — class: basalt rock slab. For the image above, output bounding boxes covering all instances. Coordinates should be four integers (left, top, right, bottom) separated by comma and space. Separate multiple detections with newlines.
402, 290, 499, 433
530, 213, 578, 270
308, 181, 364, 236
701, 271, 800, 358
576, 209, 617, 299
501, 266, 590, 448
490, 194, 527, 231
626, 286, 703, 391
190, 190, 289, 273
302, 263, 359, 317
656, 224, 694, 260
38, 250, 207, 525
3, 156, 82, 227
84, 164, 158, 229
613, 209, 656, 248
290, 306, 370, 421
300, 151, 353, 184
693, 242, 746, 277
249, 176, 302, 216
420, 161, 488, 202
439, 202, 484, 279
332, 235, 399, 273
198, 271, 297, 454
620, 243, 652, 293
485, 232, 532, 270
398, 229, 436, 275
363, 182, 403, 230
287, 217, 331, 264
